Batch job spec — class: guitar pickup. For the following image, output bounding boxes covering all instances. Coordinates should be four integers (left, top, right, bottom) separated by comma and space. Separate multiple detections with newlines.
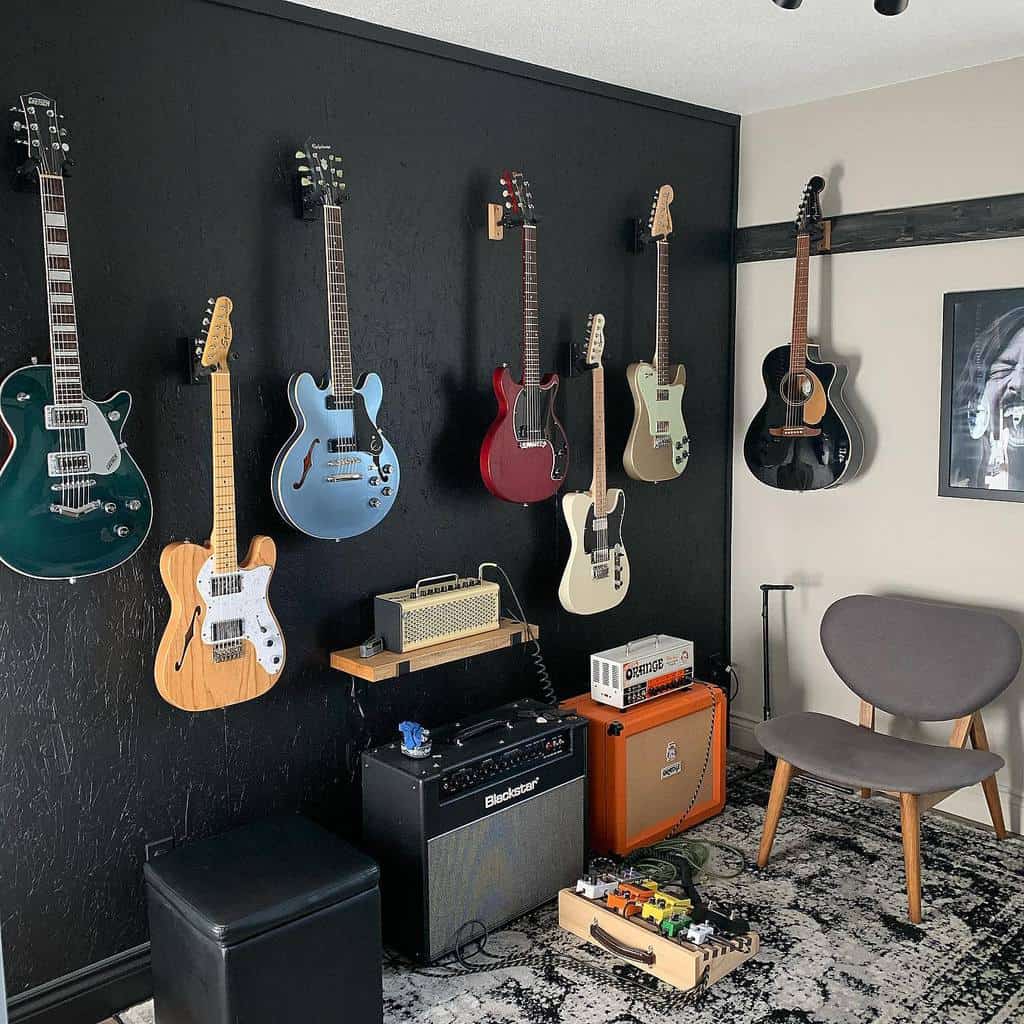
653, 437, 672, 449
592, 564, 610, 580
656, 390, 670, 402
327, 438, 357, 454
211, 619, 243, 643
47, 451, 91, 477
44, 404, 88, 430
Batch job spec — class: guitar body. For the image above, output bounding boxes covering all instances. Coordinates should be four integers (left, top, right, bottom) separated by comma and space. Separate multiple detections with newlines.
623, 361, 689, 481
743, 344, 859, 491
480, 366, 569, 503
558, 489, 630, 615
0, 364, 152, 580
154, 536, 285, 712
271, 371, 399, 539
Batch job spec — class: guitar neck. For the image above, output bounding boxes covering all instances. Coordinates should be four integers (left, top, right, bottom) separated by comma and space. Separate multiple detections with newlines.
39, 174, 83, 404
591, 365, 607, 517
522, 224, 540, 386
324, 204, 353, 402
210, 370, 238, 573
789, 233, 810, 373
655, 239, 670, 384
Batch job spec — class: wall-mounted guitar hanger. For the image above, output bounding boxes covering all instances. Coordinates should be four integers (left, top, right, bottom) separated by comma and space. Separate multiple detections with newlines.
736, 191, 1024, 263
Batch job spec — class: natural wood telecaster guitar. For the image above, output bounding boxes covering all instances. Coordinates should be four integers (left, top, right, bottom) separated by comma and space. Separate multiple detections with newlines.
154, 298, 285, 711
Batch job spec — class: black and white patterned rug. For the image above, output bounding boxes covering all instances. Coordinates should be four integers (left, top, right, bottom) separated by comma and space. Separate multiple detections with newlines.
121, 769, 1024, 1024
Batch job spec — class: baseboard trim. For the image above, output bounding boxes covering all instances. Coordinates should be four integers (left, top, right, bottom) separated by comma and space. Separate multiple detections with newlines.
8, 944, 150, 1024
728, 710, 1024, 832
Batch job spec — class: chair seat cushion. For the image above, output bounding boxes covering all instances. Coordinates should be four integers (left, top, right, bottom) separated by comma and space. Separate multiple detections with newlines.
755, 713, 1004, 795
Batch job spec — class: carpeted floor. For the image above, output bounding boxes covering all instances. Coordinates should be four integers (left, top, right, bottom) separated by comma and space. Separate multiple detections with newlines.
119, 768, 1024, 1023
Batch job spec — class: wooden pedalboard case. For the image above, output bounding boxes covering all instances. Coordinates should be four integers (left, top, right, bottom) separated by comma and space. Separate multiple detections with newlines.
558, 888, 758, 992
561, 684, 726, 855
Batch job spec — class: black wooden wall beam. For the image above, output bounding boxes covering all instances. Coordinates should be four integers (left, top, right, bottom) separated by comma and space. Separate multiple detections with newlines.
736, 192, 1024, 262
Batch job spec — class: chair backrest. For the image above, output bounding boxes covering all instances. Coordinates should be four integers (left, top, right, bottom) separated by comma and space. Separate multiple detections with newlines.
820, 595, 1021, 721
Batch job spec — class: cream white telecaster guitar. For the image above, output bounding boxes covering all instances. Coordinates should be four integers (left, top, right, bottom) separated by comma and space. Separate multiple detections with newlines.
623, 185, 689, 482
558, 314, 630, 615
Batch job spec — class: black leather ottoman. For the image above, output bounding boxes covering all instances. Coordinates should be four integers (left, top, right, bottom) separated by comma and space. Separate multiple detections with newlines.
144, 816, 382, 1024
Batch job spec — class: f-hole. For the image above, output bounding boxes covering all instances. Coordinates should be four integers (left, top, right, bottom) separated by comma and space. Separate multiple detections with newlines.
175, 606, 202, 671
293, 438, 321, 489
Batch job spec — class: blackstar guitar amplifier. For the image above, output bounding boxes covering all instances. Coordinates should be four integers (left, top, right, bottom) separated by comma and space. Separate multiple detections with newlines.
590, 634, 694, 709
361, 700, 587, 962
373, 573, 501, 653
562, 684, 725, 856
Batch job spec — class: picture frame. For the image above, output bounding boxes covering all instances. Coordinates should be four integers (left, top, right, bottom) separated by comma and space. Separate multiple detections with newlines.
939, 287, 1024, 502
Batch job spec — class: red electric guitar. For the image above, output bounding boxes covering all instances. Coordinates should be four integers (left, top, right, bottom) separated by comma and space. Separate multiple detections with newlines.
479, 170, 569, 504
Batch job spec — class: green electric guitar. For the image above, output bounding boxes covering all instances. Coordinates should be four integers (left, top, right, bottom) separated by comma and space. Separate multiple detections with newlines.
0, 93, 152, 581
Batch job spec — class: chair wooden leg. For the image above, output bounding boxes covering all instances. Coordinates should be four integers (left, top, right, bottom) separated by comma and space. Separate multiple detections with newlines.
859, 788, 872, 799
757, 758, 795, 868
970, 714, 1009, 839
899, 792, 922, 924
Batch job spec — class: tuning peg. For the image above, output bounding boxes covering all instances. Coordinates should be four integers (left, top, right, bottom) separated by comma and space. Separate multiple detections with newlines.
301, 177, 312, 187
295, 150, 306, 159
297, 165, 310, 172
339, 182, 347, 190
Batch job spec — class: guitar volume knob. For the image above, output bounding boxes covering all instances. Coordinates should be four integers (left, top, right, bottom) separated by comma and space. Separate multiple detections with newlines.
103, 502, 117, 514
381, 487, 392, 497
368, 476, 379, 486
368, 498, 381, 509
114, 525, 130, 537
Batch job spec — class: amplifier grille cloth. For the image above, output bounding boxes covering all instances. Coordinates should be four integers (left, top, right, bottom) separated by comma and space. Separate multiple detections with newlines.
426, 777, 585, 960
402, 593, 499, 646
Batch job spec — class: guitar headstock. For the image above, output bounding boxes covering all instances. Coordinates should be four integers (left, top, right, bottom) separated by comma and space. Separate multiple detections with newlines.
498, 169, 536, 227
795, 176, 825, 237
200, 297, 234, 371
11, 92, 71, 178
297, 138, 346, 207
585, 313, 606, 369
647, 185, 674, 240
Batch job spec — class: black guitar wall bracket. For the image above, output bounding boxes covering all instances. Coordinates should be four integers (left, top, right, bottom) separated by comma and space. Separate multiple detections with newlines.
181, 337, 238, 385
631, 218, 654, 254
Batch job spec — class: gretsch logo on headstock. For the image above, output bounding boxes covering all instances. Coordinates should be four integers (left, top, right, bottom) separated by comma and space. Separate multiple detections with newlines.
27, 96, 50, 107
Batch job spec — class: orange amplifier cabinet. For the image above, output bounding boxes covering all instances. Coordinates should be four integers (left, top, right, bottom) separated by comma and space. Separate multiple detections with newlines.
561, 684, 726, 856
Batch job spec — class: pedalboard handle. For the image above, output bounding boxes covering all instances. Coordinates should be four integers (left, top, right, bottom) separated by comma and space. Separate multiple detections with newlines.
589, 921, 656, 965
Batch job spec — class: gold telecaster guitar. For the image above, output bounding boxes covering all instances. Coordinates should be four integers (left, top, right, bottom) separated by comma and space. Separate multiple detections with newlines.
154, 298, 285, 711
623, 185, 689, 482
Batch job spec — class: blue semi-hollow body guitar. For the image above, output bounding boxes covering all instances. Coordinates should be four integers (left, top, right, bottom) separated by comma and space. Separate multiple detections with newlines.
271, 139, 399, 539
272, 371, 399, 539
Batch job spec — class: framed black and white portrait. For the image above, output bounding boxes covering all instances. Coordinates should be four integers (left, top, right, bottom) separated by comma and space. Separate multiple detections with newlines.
940, 288, 1024, 502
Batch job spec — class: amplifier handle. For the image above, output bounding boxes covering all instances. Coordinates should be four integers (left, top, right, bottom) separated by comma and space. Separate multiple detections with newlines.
415, 573, 460, 596
625, 635, 663, 654
589, 921, 656, 966
451, 717, 511, 746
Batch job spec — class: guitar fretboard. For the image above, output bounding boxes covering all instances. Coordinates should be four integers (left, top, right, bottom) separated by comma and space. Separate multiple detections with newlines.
210, 370, 238, 574
39, 174, 83, 405
591, 365, 607, 518
655, 239, 671, 386
789, 233, 810, 375
522, 224, 540, 387
324, 204, 353, 403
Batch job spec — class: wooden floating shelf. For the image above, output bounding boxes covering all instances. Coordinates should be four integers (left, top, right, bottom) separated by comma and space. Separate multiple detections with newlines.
330, 618, 538, 683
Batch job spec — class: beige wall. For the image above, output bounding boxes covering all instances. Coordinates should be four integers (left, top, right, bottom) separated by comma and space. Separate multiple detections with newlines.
732, 57, 1024, 829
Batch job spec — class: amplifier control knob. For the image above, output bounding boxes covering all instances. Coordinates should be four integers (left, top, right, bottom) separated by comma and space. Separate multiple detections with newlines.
368, 497, 381, 508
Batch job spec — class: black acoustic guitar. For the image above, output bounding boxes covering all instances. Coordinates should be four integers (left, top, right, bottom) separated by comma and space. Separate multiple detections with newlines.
743, 176, 861, 491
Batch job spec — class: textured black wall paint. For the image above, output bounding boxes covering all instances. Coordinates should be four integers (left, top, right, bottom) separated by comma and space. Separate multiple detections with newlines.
0, 0, 737, 997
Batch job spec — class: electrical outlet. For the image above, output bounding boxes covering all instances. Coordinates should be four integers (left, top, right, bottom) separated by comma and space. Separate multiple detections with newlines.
145, 836, 174, 862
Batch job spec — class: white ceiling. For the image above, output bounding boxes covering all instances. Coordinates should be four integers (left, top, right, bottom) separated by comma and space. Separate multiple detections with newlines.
290, 0, 1024, 115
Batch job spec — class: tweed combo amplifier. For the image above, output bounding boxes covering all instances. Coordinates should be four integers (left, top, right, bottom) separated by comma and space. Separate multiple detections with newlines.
373, 573, 500, 653
590, 634, 694, 709
562, 684, 725, 856
361, 699, 588, 962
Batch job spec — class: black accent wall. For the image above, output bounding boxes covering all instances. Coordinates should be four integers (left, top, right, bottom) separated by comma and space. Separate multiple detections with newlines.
0, 0, 738, 1003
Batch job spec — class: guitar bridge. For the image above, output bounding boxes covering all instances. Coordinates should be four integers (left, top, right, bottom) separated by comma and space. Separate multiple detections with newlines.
49, 500, 102, 518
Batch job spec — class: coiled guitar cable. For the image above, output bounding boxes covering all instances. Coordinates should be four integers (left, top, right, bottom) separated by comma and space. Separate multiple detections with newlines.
477, 561, 557, 707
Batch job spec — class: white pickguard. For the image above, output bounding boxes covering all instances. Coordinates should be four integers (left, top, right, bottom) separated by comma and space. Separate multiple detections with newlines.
196, 556, 283, 674
635, 366, 686, 447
